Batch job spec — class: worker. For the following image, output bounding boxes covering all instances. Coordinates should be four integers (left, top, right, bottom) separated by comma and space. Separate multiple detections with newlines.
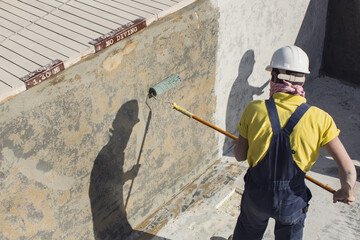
231, 45, 357, 240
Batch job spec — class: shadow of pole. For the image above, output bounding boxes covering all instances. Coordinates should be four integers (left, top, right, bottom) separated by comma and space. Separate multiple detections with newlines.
125, 95, 152, 209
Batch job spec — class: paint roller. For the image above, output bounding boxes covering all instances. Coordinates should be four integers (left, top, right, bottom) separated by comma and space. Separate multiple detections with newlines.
148, 73, 182, 98
148, 75, 336, 194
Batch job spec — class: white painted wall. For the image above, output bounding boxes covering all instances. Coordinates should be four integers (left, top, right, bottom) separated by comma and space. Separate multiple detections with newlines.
210, 0, 328, 155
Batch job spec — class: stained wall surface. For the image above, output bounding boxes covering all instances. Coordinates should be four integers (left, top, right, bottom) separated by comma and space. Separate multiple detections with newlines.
0, 1, 219, 239
0, 0, 330, 239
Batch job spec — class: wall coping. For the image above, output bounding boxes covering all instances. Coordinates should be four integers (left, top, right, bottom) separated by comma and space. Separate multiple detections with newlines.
0, 0, 196, 103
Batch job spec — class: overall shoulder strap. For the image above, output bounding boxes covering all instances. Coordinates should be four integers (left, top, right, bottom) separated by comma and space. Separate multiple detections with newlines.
283, 103, 311, 135
265, 98, 281, 133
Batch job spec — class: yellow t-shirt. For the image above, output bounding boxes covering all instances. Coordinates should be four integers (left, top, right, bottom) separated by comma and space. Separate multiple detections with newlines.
237, 92, 340, 172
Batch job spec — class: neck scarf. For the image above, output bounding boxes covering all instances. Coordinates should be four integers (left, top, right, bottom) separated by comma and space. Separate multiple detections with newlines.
269, 80, 305, 98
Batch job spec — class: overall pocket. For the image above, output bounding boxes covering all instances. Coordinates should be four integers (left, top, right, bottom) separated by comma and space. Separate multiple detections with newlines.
278, 196, 307, 224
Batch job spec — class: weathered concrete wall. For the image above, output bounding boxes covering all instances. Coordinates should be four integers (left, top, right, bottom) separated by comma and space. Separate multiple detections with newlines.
0, 1, 219, 239
211, 0, 328, 155
322, 0, 360, 85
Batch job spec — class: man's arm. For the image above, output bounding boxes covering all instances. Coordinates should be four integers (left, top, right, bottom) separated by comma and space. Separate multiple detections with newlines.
323, 136, 356, 205
234, 135, 248, 162
122, 164, 141, 184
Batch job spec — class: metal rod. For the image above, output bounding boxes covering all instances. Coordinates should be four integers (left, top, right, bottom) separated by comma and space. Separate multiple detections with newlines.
173, 103, 336, 194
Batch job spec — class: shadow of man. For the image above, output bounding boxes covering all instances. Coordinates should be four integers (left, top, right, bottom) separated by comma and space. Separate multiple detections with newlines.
89, 100, 169, 240
89, 100, 141, 240
223, 50, 268, 156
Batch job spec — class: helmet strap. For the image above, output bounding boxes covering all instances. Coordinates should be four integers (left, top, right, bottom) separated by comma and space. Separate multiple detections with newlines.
277, 73, 305, 84
273, 69, 305, 85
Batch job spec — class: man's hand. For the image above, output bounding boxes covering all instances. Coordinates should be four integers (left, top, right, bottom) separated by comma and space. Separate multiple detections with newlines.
130, 164, 141, 177
333, 188, 355, 205
122, 164, 141, 184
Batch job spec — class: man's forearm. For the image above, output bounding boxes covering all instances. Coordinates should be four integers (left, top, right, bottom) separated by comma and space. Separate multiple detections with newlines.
338, 158, 357, 192
324, 137, 356, 191
234, 135, 248, 162
323, 137, 356, 204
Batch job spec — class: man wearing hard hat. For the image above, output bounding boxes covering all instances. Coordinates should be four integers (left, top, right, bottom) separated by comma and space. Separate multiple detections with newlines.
231, 46, 356, 240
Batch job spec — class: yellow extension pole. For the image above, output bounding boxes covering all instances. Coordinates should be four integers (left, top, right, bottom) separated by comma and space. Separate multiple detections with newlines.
173, 103, 336, 194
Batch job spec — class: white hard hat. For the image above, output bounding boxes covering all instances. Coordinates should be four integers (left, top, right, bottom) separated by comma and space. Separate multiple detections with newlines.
265, 45, 310, 74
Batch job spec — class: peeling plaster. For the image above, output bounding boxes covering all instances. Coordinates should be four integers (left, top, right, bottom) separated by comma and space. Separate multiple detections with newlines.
102, 41, 140, 72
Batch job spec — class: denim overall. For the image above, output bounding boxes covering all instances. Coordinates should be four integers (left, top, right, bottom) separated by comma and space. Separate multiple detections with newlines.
233, 98, 312, 240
